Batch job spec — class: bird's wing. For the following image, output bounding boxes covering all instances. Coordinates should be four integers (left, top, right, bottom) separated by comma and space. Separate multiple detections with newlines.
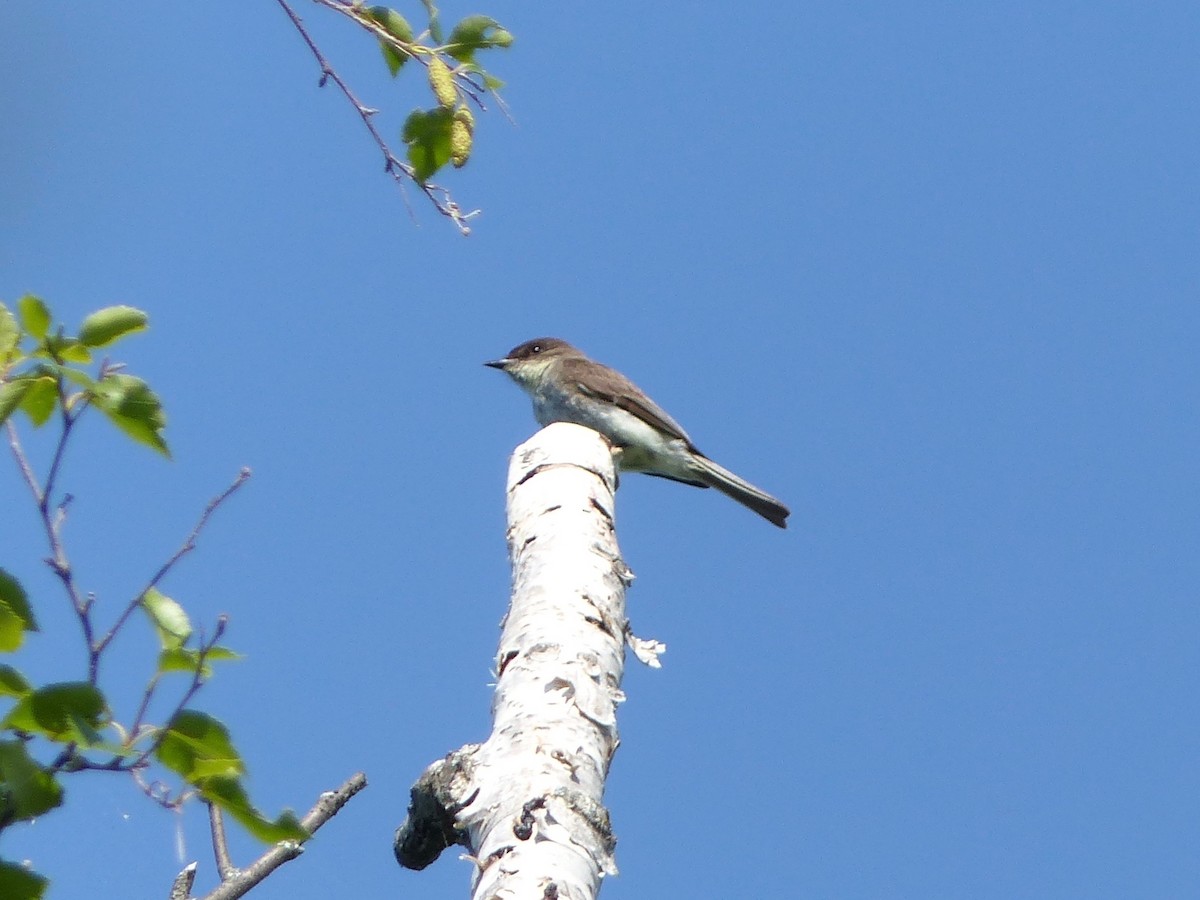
560, 357, 695, 445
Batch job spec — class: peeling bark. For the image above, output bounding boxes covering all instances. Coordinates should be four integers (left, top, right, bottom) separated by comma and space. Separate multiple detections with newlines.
396, 423, 663, 899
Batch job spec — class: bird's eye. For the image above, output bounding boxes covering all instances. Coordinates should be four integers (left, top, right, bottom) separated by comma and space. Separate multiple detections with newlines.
530, 344, 542, 354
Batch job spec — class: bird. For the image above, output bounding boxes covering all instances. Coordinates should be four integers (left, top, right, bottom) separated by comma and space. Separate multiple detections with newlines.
485, 337, 790, 528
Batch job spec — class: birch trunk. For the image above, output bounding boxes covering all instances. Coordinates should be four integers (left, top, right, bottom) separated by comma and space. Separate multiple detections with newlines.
395, 423, 664, 899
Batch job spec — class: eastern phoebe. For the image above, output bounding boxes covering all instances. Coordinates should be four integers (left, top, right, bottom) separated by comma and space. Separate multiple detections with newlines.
486, 338, 790, 528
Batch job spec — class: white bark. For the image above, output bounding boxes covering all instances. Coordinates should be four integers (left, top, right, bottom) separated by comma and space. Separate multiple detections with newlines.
396, 423, 664, 899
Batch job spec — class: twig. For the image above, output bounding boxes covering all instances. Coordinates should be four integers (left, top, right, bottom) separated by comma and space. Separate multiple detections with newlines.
128, 616, 229, 770
94, 468, 251, 670
43, 616, 229, 784
129, 670, 165, 742
132, 768, 193, 811
5, 420, 42, 504
7, 417, 95, 663
275, 0, 478, 234
41, 380, 83, 517
199, 773, 368, 900
208, 802, 238, 881
169, 862, 198, 900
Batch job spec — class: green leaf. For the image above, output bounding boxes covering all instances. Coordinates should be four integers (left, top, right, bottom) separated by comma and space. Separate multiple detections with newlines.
402, 107, 456, 183
382, 44, 405, 76
0, 303, 19, 359
18, 375, 57, 427
155, 710, 244, 781
203, 646, 242, 663
420, 0, 444, 43
200, 775, 309, 844
0, 607, 26, 654
2, 682, 106, 744
0, 571, 37, 632
420, 0, 443, 44
0, 665, 32, 698
0, 379, 31, 429
367, 6, 413, 41
0, 570, 37, 652
0, 859, 48, 900
0, 740, 64, 822
141, 587, 192, 649
158, 646, 202, 673
0, 617, 21, 655
60, 367, 96, 392
78, 305, 149, 348
160, 644, 242, 678
50, 336, 91, 364
91, 373, 170, 456
446, 15, 514, 63
16, 296, 50, 341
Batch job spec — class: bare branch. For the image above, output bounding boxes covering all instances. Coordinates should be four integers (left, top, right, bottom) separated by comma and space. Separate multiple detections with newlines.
6, 419, 45, 506
94, 468, 251, 666
132, 767, 194, 812
169, 862, 197, 900
7, 417, 96, 669
41, 381, 82, 516
208, 803, 238, 882
199, 773, 368, 900
129, 670, 165, 741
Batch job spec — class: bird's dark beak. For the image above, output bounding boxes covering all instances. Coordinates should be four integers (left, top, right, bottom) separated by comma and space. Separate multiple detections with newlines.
484, 358, 511, 370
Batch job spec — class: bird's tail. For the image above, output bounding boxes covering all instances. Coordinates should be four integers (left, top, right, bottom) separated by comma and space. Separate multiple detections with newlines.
691, 455, 790, 528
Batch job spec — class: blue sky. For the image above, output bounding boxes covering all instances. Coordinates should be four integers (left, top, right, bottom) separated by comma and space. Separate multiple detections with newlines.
2, 2, 1198, 897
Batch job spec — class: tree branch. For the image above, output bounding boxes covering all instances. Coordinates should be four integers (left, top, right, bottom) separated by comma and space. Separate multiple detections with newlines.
399, 425, 635, 898
199, 773, 368, 900
275, 0, 479, 234
169, 862, 197, 900
94, 468, 251, 667
208, 802, 238, 881
127, 616, 229, 772
7, 417, 96, 669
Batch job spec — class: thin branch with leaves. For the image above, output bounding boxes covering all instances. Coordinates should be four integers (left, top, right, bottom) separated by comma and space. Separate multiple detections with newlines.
274, 0, 514, 235
0, 297, 364, 900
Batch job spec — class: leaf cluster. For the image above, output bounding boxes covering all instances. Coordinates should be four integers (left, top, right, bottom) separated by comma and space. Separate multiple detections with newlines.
0, 299, 305, 899
354, 3, 513, 183
0, 296, 166, 454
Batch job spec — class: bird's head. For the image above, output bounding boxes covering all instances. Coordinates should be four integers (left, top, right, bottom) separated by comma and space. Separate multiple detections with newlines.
484, 337, 577, 387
